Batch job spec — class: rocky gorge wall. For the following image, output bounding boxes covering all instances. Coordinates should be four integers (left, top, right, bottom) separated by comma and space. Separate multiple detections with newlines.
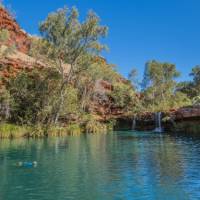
0, 7, 30, 53
0, 7, 131, 122
115, 106, 200, 135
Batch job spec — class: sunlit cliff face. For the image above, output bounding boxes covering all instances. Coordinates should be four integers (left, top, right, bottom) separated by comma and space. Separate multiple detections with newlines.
0, 7, 30, 53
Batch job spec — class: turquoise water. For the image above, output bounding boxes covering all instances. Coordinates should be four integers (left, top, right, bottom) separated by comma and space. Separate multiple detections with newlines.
0, 131, 200, 200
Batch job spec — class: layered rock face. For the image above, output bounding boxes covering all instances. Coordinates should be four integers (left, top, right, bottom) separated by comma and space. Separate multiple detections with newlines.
0, 7, 30, 53
0, 8, 51, 88
0, 8, 53, 82
170, 106, 200, 121
115, 106, 200, 132
166, 106, 200, 135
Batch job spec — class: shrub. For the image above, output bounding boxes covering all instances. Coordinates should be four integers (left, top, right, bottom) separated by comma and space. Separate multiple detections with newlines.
66, 124, 81, 136
0, 29, 10, 43
0, 123, 29, 138
85, 120, 107, 134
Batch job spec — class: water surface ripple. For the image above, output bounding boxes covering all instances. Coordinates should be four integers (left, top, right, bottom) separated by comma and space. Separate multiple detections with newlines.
0, 131, 200, 200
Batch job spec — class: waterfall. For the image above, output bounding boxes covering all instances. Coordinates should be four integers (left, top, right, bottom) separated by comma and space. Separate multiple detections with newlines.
132, 116, 136, 130
154, 112, 162, 132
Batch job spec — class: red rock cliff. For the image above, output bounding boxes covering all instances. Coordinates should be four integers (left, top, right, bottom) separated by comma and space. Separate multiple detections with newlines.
0, 7, 30, 53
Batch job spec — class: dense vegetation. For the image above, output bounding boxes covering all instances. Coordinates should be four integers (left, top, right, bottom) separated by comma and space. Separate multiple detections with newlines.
0, 5, 199, 138
130, 60, 192, 113
0, 6, 137, 137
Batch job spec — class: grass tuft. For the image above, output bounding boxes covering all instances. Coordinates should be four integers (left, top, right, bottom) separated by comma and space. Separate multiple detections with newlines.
85, 120, 107, 134
0, 124, 29, 139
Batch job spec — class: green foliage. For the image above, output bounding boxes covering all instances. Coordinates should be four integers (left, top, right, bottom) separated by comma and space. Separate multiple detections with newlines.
66, 124, 81, 135
0, 29, 10, 43
26, 124, 46, 138
8, 71, 44, 124
76, 59, 118, 112
190, 65, 200, 83
0, 123, 29, 139
85, 120, 107, 134
106, 119, 116, 132
66, 86, 79, 114
0, 29, 16, 58
4, 5, 197, 138
109, 82, 136, 111
192, 96, 200, 105
36, 6, 108, 124
140, 60, 191, 112
172, 92, 192, 108
39, 7, 107, 63
0, 87, 12, 121
143, 60, 180, 87
7, 68, 60, 125
176, 81, 195, 99
128, 68, 139, 90
26, 5, 137, 133
177, 65, 200, 105
29, 37, 54, 63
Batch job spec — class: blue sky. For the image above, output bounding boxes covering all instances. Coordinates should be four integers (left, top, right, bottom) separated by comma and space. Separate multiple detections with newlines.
4, 0, 200, 81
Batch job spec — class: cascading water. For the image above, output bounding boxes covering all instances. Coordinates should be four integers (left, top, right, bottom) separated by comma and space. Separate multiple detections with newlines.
154, 112, 162, 132
132, 116, 136, 130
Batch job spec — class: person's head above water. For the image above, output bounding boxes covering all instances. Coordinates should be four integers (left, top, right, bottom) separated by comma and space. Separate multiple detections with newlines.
33, 161, 37, 166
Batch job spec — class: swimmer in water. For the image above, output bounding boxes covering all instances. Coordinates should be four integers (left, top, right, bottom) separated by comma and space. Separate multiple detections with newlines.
17, 161, 37, 167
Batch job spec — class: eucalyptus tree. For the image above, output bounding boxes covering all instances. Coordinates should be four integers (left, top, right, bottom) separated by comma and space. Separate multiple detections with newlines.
189, 65, 200, 98
141, 60, 190, 111
34, 6, 108, 124
128, 68, 139, 90
177, 65, 200, 102
190, 65, 200, 84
